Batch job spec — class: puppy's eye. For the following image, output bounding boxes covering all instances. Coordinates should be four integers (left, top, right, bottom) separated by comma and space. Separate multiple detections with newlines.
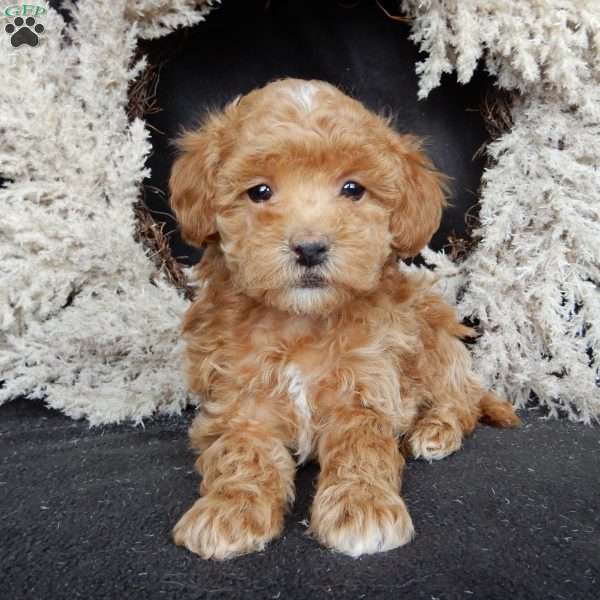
340, 180, 365, 201
247, 184, 273, 203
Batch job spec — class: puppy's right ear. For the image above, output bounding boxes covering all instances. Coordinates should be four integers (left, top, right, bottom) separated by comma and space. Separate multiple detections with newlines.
169, 112, 228, 247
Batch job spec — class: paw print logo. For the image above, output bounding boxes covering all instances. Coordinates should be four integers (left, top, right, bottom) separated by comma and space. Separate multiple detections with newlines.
5, 16, 44, 47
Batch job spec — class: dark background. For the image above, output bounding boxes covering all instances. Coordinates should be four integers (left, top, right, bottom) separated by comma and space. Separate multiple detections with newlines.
140, 0, 491, 265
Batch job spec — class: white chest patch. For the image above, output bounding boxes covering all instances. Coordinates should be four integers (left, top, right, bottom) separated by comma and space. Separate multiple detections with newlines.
284, 364, 313, 464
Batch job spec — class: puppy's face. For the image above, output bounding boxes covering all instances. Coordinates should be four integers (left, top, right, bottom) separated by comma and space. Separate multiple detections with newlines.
170, 79, 446, 315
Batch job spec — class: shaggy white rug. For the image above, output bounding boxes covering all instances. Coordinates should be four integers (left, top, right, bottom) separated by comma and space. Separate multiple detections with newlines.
0, 0, 598, 424
0, 0, 215, 424
402, 0, 600, 422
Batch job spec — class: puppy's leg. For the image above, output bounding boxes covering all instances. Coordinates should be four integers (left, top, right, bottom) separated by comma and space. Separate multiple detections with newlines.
408, 400, 477, 462
408, 391, 519, 461
408, 337, 519, 462
173, 417, 295, 560
408, 337, 481, 461
310, 407, 414, 557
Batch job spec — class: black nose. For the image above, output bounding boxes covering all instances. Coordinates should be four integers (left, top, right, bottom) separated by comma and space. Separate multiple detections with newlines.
293, 241, 329, 267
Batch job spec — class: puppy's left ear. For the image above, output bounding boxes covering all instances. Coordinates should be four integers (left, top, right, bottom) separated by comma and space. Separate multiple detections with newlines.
387, 134, 447, 258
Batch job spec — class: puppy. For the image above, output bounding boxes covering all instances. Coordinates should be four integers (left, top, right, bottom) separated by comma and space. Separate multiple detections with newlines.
169, 78, 519, 560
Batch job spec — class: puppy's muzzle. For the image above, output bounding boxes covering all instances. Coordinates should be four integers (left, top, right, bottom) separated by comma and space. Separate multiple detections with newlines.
292, 239, 329, 268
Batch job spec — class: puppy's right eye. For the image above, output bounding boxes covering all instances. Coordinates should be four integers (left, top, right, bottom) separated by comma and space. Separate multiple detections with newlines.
340, 180, 365, 201
247, 184, 273, 203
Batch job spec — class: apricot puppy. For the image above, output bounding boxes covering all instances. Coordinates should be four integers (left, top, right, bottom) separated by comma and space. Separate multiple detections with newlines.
170, 78, 519, 560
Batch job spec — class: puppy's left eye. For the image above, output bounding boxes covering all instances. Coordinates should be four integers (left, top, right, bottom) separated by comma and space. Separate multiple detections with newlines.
247, 184, 273, 203
340, 181, 365, 201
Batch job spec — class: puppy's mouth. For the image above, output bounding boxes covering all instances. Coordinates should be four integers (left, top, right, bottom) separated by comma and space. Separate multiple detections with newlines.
295, 273, 327, 289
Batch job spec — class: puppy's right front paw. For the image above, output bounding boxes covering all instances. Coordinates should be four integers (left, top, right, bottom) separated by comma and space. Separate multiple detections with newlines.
173, 492, 283, 560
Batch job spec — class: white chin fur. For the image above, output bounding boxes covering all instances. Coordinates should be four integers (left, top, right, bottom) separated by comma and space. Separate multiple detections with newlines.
285, 287, 333, 314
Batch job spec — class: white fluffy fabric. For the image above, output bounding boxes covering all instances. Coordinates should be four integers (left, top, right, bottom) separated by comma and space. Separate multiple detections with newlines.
1, 0, 598, 423
403, 0, 600, 422
0, 1, 214, 424
402, 0, 600, 105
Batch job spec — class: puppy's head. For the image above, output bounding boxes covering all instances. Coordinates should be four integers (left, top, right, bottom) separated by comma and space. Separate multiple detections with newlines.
170, 79, 446, 315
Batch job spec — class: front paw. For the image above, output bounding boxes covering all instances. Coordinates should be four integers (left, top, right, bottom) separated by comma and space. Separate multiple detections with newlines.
310, 480, 414, 557
409, 418, 462, 461
173, 492, 283, 560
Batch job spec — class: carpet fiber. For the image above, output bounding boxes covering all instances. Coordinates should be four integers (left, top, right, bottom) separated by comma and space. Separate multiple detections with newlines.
2, 400, 598, 599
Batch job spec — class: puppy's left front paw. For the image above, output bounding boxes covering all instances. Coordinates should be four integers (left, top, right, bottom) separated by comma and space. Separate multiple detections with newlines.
409, 418, 462, 461
310, 481, 414, 557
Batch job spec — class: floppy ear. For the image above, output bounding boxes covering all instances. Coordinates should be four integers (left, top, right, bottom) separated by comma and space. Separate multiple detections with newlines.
169, 112, 228, 248
388, 135, 447, 257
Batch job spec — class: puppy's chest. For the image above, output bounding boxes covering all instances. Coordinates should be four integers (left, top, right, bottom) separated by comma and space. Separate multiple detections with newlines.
247, 313, 351, 385
246, 313, 407, 456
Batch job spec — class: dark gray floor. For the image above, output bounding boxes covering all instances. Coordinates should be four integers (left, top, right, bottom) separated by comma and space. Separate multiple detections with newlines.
1, 398, 598, 600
